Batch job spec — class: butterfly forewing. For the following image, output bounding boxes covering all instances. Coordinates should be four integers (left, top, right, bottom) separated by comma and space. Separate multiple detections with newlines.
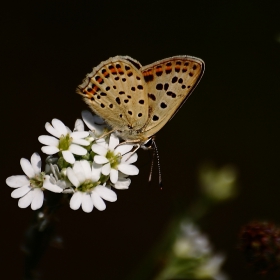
77, 56, 149, 132
140, 56, 205, 138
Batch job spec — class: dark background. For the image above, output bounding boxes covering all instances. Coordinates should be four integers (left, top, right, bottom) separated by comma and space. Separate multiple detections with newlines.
2, 1, 280, 279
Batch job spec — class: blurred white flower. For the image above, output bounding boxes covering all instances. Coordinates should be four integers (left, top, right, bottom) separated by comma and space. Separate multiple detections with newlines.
199, 163, 238, 201
6, 153, 62, 210
92, 133, 139, 184
195, 254, 227, 280
38, 118, 90, 164
173, 222, 211, 258
157, 221, 228, 280
67, 160, 117, 212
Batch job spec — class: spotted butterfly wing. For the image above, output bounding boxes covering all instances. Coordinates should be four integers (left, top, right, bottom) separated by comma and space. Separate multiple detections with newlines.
140, 56, 205, 140
77, 56, 150, 140
77, 55, 204, 144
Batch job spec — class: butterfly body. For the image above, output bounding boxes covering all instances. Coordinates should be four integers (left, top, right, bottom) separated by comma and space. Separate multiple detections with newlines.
77, 55, 204, 144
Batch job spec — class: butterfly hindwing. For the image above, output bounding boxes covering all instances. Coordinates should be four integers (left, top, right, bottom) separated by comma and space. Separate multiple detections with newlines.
140, 56, 205, 138
77, 56, 149, 132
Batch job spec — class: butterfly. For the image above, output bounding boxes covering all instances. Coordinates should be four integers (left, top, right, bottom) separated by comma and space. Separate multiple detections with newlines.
76, 55, 205, 148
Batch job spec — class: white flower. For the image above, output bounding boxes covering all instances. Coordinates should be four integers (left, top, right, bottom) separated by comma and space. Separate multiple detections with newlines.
46, 162, 72, 192
38, 118, 90, 164
66, 160, 117, 212
92, 133, 139, 184
112, 172, 131, 189
6, 153, 62, 210
81, 110, 109, 137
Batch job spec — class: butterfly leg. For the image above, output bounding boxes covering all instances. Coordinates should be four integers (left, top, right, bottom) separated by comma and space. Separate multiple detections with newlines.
115, 140, 142, 161
95, 129, 117, 140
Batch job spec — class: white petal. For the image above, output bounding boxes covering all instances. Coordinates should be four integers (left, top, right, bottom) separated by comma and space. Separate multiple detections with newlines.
67, 167, 80, 187
65, 126, 72, 134
93, 115, 105, 125
72, 161, 86, 183
6, 175, 29, 188
31, 189, 44, 210
102, 162, 111, 175
81, 193, 94, 213
81, 110, 98, 130
20, 158, 35, 178
95, 185, 117, 202
95, 138, 108, 147
69, 144, 87, 156
72, 138, 90, 146
109, 134, 119, 150
11, 185, 32, 198
91, 191, 106, 211
31, 152, 42, 174
115, 144, 133, 155
81, 110, 106, 134
74, 119, 84, 131
41, 146, 60, 155
70, 192, 82, 210
43, 176, 63, 193
45, 122, 61, 138
18, 190, 34, 208
80, 160, 92, 180
121, 152, 138, 164
92, 144, 108, 156
94, 155, 109, 164
114, 178, 131, 189
38, 135, 59, 146
118, 163, 139, 175
110, 168, 118, 184
52, 119, 68, 136
91, 162, 102, 181
71, 131, 89, 139
62, 151, 75, 164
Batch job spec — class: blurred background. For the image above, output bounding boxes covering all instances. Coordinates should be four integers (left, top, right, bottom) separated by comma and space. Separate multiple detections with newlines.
1, 1, 280, 279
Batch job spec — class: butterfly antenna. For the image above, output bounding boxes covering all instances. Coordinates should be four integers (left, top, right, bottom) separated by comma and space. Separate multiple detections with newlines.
148, 148, 155, 183
149, 139, 163, 190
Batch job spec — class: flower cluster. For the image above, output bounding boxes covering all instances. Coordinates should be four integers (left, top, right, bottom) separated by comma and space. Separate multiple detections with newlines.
6, 111, 139, 212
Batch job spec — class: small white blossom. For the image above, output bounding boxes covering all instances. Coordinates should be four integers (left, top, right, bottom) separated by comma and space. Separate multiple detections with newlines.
74, 118, 85, 132
81, 110, 109, 137
6, 153, 62, 210
92, 133, 139, 184
46, 162, 72, 192
38, 118, 90, 164
112, 172, 131, 189
67, 160, 117, 212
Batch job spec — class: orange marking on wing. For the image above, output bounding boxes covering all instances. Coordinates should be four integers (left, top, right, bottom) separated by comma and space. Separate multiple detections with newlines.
175, 65, 181, 72
103, 71, 109, 78
92, 85, 100, 95
109, 68, 117, 75
143, 70, 154, 82
96, 77, 103, 84
118, 70, 124, 75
